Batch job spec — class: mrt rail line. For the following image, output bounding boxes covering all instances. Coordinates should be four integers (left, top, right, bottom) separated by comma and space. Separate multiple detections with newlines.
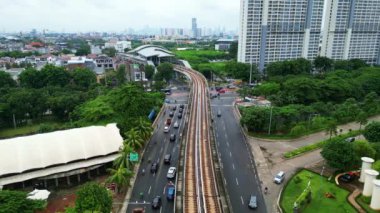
174, 65, 221, 213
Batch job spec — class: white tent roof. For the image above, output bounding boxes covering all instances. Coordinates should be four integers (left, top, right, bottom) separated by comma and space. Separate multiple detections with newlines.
27, 189, 50, 200
0, 123, 123, 177
128, 45, 174, 58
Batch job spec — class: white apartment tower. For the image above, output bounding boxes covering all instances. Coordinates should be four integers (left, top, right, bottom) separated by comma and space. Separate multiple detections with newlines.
238, 0, 325, 72
321, 0, 380, 65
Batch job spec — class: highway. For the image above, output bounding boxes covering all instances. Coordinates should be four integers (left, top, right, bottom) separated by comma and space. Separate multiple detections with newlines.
211, 92, 267, 213
174, 66, 220, 213
126, 85, 189, 213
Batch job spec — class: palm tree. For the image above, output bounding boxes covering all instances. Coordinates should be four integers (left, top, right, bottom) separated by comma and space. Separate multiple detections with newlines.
113, 144, 135, 169
356, 111, 368, 131
125, 128, 145, 150
134, 117, 153, 141
326, 119, 338, 139
107, 166, 133, 193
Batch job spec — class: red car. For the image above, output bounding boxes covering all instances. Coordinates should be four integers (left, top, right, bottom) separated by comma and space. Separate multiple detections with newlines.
218, 89, 226, 94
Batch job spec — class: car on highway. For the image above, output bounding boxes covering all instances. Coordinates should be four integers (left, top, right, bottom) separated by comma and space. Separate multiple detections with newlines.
173, 121, 179, 128
172, 105, 177, 111
170, 134, 176, 142
132, 207, 145, 213
180, 104, 184, 109
178, 113, 182, 119
217, 110, 221, 117
167, 167, 176, 179
164, 154, 171, 164
179, 108, 183, 113
248, 195, 257, 209
151, 196, 162, 209
169, 111, 174, 117
151, 162, 159, 173
166, 184, 175, 200
164, 126, 169, 133
274, 171, 285, 184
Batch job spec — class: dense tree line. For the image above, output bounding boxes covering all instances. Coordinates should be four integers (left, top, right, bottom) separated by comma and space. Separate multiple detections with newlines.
0, 66, 98, 129
241, 65, 380, 136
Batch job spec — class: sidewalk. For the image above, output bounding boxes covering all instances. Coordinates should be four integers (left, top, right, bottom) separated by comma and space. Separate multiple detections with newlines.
235, 108, 380, 213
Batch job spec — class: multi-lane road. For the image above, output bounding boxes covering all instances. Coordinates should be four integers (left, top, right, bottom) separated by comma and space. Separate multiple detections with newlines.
126, 66, 265, 213
211, 93, 267, 212
126, 86, 189, 213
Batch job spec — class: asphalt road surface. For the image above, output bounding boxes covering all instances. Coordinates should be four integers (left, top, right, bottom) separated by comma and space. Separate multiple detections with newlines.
126, 86, 189, 213
211, 92, 267, 213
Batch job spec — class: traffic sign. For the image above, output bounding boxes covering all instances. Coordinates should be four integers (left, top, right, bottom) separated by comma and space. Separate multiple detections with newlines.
129, 152, 139, 162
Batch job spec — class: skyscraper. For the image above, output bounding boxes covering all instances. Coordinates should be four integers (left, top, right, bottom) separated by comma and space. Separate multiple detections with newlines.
321, 0, 380, 65
192, 18, 198, 38
238, 0, 325, 72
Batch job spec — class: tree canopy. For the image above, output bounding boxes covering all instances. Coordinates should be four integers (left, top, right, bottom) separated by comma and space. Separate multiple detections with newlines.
0, 71, 16, 88
0, 190, 45, 213
321, 138, 359, 170
364, 122, 380, 143
75, 182, 112, 213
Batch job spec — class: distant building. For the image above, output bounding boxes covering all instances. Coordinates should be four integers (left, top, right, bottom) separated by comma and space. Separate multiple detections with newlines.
192, 18, 198, 38
66, 56, 96, 71
116, 45, 175, 82
215, 38, 237, 51
105, 40, 132, 53
90, 45, 102, 54
94, 55, 114, 74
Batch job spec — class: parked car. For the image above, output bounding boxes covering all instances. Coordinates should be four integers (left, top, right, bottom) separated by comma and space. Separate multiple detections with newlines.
167, 167, 176, 179
166, 185, 175, 200
132, 207, 145, 213
274, 171, 285, 184
151, 162, 159, 173
178, 113, 182, 119
345, 137, 355, 143
170, 134, 176, 142
164, 126, 170, 133
218, 89, 226, 94
339, 173, 356, 183
248, 195, 257, 209
164, 154, 171, 164
151, 196, 162, 209
173, 121, 179, 128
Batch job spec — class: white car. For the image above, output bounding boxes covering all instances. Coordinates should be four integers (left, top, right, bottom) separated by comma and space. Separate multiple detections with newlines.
173, 121, 179, 128
167, 167, 176, 179
164, 126, 170, 133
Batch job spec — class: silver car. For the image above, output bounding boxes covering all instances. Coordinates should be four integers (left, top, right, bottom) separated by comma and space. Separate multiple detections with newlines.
173, 121, 179, 128
167, 167, 176, 179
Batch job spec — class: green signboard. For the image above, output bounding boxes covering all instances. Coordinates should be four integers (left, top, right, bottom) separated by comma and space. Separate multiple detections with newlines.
129, 152, 139, 162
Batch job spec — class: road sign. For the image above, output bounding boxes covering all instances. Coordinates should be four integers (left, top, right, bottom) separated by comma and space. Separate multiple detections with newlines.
129, 152, 139, 162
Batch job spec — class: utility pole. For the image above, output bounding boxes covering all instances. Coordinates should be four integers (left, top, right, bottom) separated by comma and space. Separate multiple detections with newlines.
268, 106, 273, 135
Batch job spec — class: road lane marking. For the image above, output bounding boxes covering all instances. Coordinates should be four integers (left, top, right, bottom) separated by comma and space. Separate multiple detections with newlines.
224, 133, 228, 139
236, 178, 239, 186
229, 152, 232, 157
148, 186, 151, 194
232, 164, 235, 170
224, 178, 227, 185
226, 141, 229, 147
241, 196, 244, 205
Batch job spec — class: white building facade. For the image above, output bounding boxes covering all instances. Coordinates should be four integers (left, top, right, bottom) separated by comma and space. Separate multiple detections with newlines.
321, 0, 380, 65
238, 0, 380, 72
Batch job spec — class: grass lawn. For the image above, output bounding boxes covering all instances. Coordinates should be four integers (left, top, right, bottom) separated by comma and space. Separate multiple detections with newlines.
0, 121, 65, 139
356, 195, 380, 213
281, 170, 356, 213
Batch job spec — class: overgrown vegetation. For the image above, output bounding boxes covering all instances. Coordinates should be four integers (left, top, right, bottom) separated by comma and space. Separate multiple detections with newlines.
241, 62, 380, 137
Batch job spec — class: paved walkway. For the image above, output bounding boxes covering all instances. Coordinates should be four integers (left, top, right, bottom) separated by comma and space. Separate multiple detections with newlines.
237, 110, 380, 213
348, 189, 366, 213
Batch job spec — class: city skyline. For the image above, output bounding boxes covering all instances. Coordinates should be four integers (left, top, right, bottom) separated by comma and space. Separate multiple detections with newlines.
0, 0, 239, 33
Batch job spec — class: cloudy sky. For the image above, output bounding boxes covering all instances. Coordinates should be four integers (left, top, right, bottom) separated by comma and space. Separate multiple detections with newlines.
0, 0, 240, 32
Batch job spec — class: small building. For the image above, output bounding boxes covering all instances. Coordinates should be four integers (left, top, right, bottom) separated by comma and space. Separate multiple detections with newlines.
215, 38, 236, 51
105, 40, 132, 53
94, 55, 114, 74
0, 124, 123, 190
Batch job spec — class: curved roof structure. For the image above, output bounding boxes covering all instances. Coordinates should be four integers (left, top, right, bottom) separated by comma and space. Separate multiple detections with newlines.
128, 45, 174, 58
0, 123, 123, 177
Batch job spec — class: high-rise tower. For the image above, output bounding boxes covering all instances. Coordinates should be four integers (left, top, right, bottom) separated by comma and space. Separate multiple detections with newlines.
192, 18, 198, 38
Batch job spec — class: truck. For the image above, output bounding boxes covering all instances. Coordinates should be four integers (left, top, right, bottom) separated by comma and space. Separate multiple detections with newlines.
166, 118, 172, 126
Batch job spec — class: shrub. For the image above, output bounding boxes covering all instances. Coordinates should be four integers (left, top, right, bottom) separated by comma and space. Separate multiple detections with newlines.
294, 176, 302, 184
363, 121, 380, 142
290, 124, 307, 136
